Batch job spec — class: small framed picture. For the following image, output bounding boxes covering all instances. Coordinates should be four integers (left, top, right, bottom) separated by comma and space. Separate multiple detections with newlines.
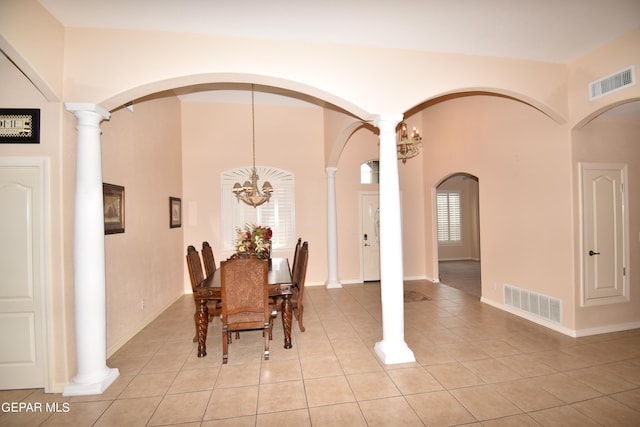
170, 197, 181, 228
103, 183, 125, 234
0, 108, 40, 144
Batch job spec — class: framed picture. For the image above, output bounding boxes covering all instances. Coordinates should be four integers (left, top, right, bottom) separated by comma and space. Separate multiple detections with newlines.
0, 108, 40, 144
170, 197, 181, 228
103, 183, 125, 234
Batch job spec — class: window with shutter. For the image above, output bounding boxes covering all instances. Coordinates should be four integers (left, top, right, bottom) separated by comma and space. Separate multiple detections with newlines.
222, 167, 296, 252
437, 190, 462, 245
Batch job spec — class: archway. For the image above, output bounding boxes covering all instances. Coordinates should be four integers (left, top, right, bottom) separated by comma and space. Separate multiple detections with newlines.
435, 173, 481, 297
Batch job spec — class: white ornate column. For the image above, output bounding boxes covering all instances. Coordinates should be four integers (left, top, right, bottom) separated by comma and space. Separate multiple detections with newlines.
373, 114, 415, 364
325, 166, 341, 288
63, 103, 119, 396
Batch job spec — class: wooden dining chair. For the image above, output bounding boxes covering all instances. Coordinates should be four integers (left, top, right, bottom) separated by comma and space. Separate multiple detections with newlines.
220, 253, 273, 364
291, 241, 309, 332
201, 241, 217, 277
290, 237, 302, 282
186, 245, 204, 292
186, 245, 218, 342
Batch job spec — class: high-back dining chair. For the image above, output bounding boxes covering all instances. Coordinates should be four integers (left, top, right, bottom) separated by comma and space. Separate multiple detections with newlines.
201, 241, 217, 277
220, 253, 272, 364
186, 245, 218, 342
291, 241, 309, 332
290, 237, 302, 283
186, 245, 204, 292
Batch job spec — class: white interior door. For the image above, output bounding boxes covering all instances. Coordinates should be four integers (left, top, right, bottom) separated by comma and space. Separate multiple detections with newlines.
361, 193, 380, 281
580, 163, 628, 306
0, 163, 46, 389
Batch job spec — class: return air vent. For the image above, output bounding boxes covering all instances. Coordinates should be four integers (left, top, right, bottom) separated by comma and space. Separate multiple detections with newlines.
504, 284, 561, 324
589, 66, 636, 100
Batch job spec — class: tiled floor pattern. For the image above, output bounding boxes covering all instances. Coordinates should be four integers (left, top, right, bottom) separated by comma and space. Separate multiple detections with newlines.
2, 280, 640, 426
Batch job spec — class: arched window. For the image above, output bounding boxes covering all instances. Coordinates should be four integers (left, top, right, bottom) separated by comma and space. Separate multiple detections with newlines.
221, 166, 296, 252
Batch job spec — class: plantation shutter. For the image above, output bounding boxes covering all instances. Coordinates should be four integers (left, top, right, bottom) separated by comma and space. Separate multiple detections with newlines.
437, 190, 461, 244
222, 167, 296, 252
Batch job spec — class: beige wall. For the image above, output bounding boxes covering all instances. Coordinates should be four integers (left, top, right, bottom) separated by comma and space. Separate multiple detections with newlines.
0, 55, 69, 391
1, 0, 639, 391
100, 96, 185, 354
421, 94, 576, 327
572, 115, 640, 331
437, 175, 481, 261
180, 100, 328, 287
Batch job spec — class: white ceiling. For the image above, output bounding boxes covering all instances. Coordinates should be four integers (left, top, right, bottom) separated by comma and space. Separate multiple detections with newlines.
39, 0, 640, 64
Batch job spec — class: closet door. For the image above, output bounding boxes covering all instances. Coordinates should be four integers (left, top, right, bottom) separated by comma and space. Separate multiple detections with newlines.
0, 163, 46, 389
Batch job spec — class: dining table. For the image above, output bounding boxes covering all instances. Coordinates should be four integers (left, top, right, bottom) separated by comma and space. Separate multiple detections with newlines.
192, 257, 294, 357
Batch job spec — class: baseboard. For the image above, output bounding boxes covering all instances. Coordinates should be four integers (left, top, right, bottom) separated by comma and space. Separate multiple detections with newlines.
481, 297, 575, 337
573, 321, 640, 337
481, 297, 640, 338
404, 275, 428, 281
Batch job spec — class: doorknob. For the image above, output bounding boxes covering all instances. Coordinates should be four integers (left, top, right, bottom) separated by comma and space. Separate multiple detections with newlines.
588, 250, 600, 256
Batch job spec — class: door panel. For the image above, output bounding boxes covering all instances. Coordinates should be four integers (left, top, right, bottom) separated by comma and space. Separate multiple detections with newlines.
362, 193, 380, 281
581, 163, 627, 305
0, 165, 45, 389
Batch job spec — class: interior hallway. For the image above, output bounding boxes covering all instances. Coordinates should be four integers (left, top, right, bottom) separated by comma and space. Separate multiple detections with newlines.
1, 281, 639, 426
438, 260, 482, 298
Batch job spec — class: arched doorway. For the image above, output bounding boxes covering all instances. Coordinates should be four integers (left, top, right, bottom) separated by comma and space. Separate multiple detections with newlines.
435, 173, 481, 297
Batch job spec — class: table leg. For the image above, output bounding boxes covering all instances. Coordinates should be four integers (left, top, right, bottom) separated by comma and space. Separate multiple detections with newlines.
281, 294, 292, 349
195, 298, 209, 357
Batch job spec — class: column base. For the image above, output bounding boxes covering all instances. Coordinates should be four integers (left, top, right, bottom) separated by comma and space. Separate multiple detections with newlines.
62, 367, 120, 396
374, 340, 416, 365
325, 279, 342, 289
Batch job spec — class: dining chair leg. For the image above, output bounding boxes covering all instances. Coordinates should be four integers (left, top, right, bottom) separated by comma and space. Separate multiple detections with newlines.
263, 323, 270, 360
296, 305, 305, 332
222, 327, 229, 364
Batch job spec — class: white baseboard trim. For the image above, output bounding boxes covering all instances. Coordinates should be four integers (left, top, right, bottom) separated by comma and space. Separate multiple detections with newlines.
481, 297, 575, 337
404, 275, 428, 281
481, 297, 640, 338
573, 321, 640, 337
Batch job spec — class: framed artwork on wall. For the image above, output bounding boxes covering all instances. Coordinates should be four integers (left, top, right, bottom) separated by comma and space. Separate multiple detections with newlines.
0, 108, 41, 144
170, 197, 181, 228
103, 183, 125, 234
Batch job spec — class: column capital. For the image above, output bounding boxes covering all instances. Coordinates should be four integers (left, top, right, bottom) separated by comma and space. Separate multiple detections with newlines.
65, 103, 111, 121
373, 113, 404, 129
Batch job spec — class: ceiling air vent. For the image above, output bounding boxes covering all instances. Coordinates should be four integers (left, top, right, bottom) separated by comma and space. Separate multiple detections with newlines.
589, 66, 636, 100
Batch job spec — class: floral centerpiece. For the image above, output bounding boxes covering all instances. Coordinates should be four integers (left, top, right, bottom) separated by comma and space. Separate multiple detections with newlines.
234, 224, 273, 259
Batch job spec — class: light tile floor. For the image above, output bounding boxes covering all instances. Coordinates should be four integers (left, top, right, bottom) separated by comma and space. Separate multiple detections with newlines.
2, 280, 640, 426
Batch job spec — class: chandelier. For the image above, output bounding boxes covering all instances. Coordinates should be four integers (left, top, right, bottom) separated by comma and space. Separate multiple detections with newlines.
232, 85, 274, 207
396, 122, 422, 164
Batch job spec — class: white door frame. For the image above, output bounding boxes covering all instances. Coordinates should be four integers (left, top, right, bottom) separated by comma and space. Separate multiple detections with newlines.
0, 157, 51, 391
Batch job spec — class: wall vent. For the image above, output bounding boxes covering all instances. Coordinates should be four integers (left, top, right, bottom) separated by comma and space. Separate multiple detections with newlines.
504, 284, 561, 324
589, 66, 636, 100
